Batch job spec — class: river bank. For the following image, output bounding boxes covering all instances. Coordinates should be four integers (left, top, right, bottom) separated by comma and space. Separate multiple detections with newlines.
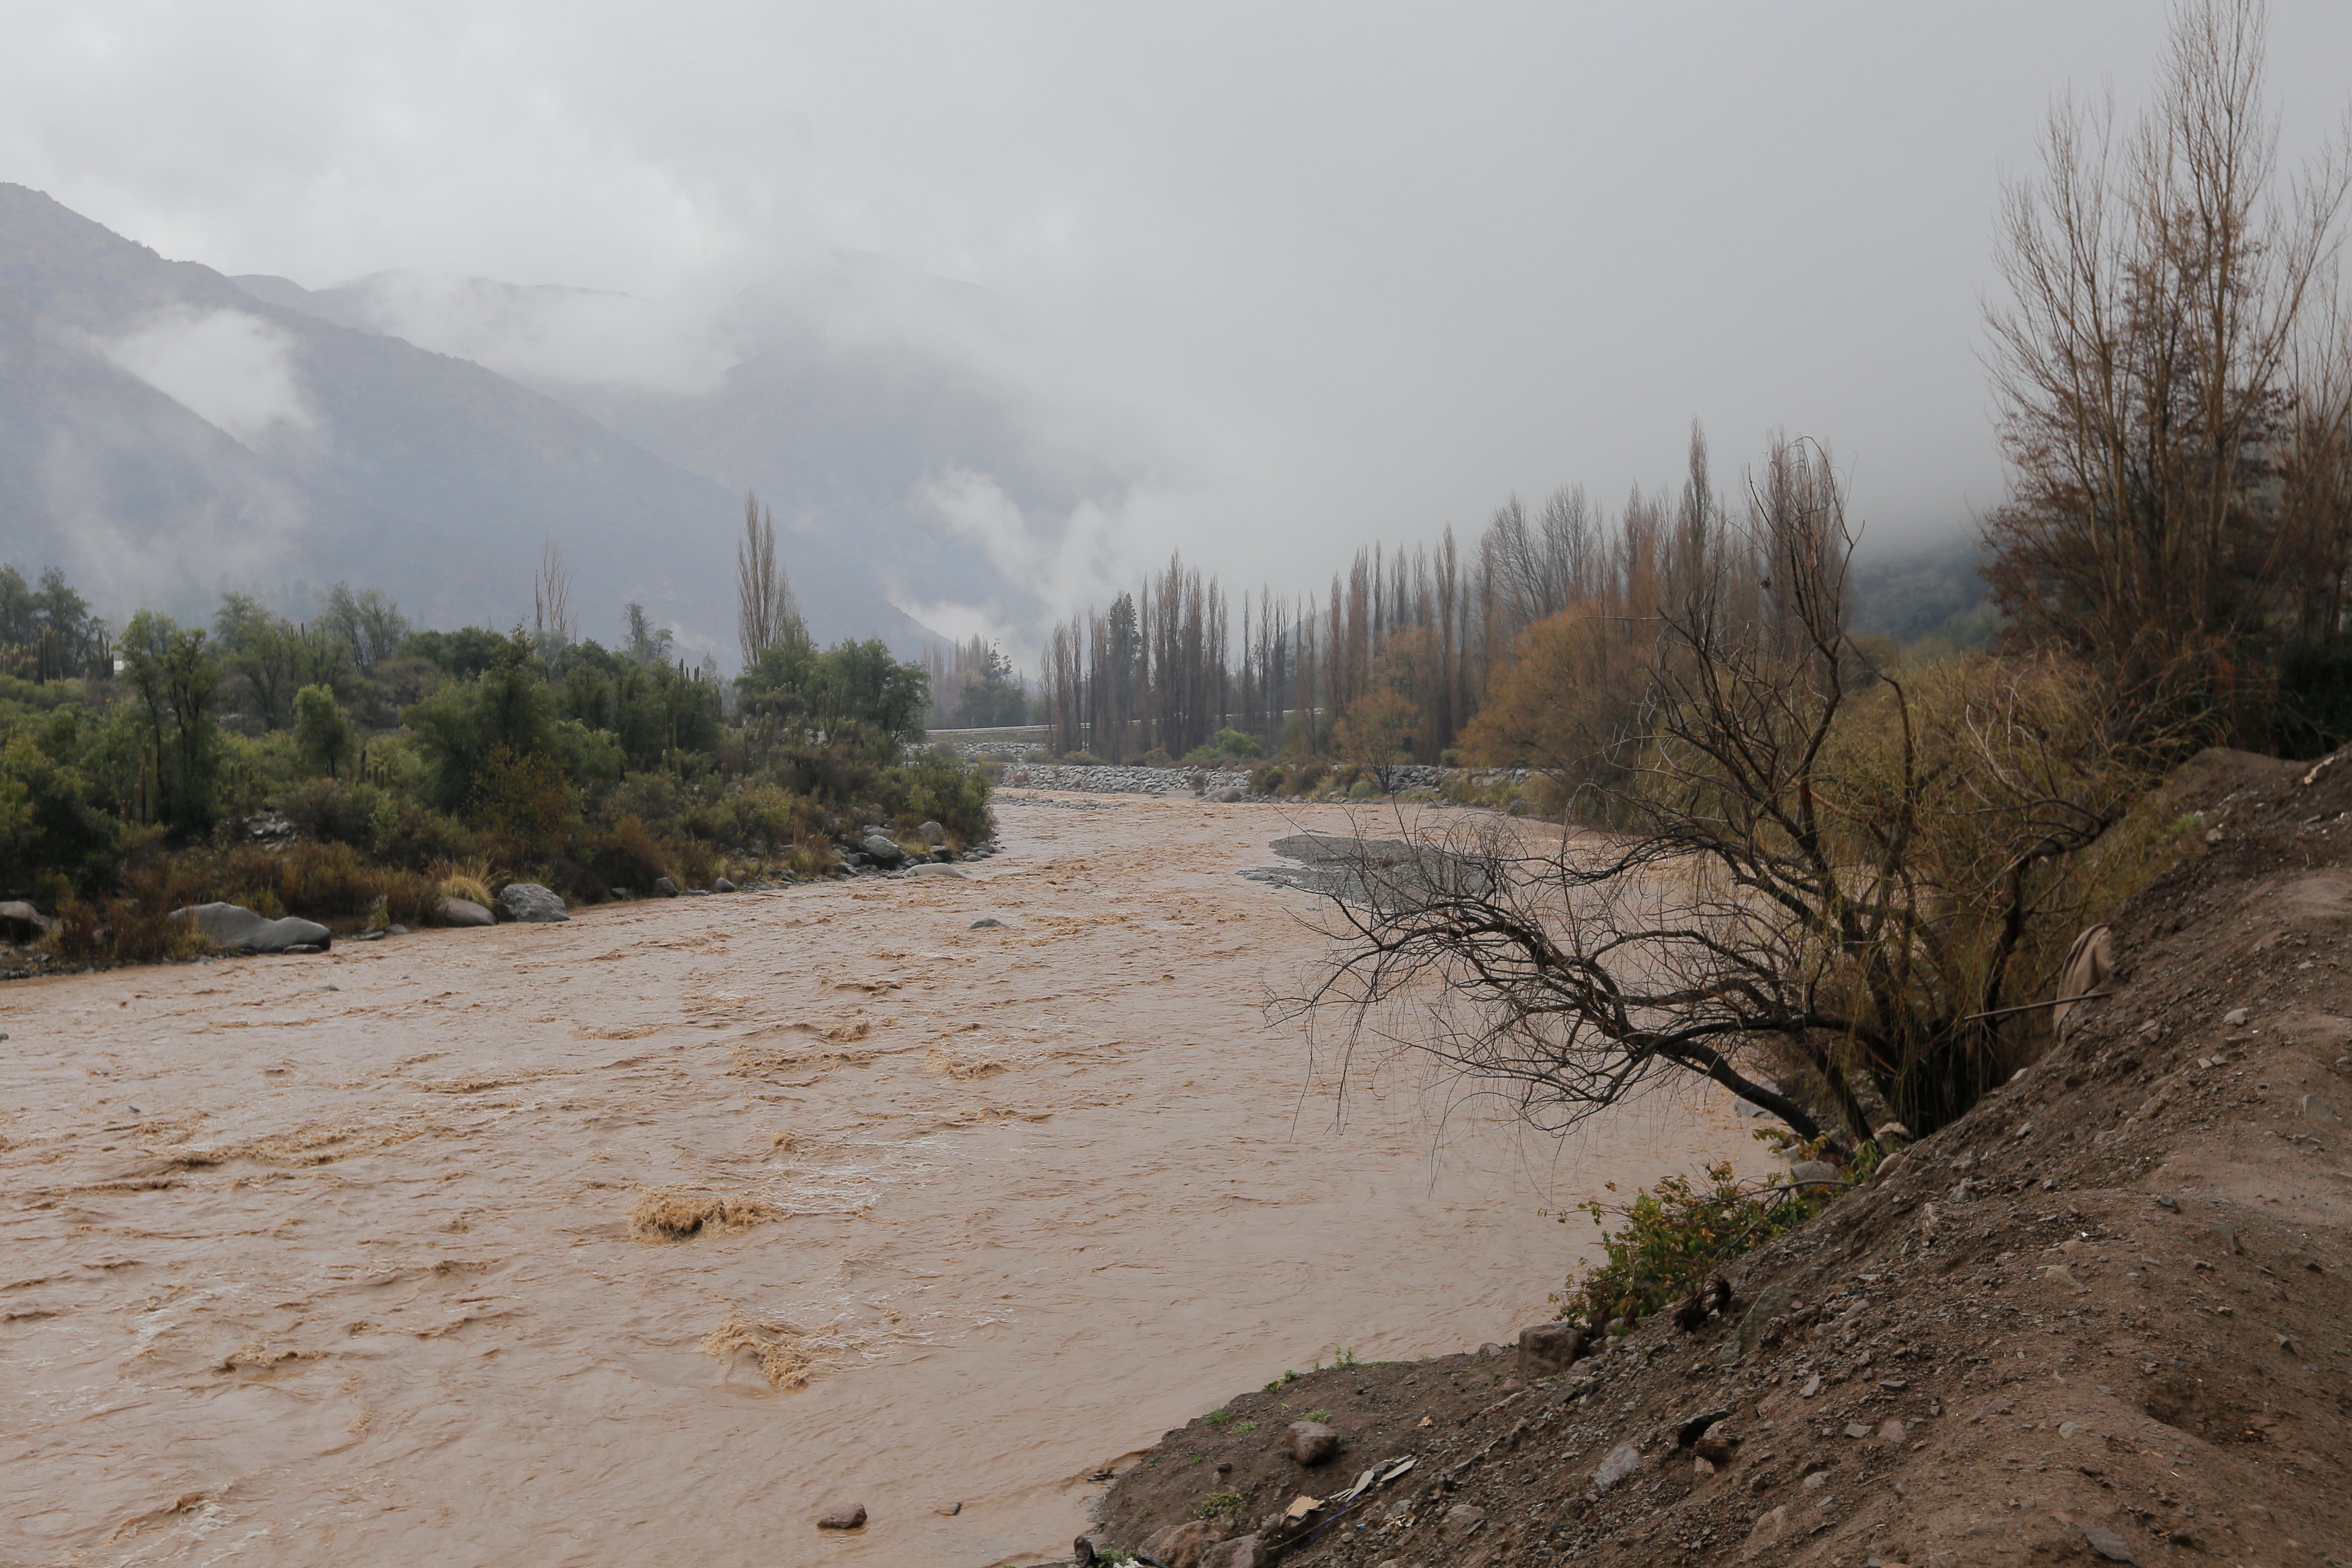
1086, 750, 2352, 1568
0, 792, 1770, 1567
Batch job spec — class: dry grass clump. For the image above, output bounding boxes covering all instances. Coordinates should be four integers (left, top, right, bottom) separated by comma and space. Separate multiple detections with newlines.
697, 1312, 836, 1389
426, 856, 498, 910
626, 1186, 774, 1240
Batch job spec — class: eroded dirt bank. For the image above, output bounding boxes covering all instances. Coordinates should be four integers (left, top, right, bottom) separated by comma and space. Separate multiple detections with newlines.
1094, 751, 2352, 1568
1, 794, 1769, 1567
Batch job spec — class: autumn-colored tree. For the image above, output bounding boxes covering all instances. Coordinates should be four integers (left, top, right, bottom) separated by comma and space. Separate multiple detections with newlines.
1982, 0, 2352, 737
1332, 688, 1422, 790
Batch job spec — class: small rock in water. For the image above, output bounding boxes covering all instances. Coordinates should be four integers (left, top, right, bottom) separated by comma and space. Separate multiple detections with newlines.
815, 1502, 867, 1531
437, 897, 494, 927
970, 917, 1005, 929
653, 876, 679, 897
1286, 1420, 1339, 1465
711, 877, 737, 893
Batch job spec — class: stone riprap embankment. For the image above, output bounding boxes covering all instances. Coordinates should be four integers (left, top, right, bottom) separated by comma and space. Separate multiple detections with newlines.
1002, 763, 1255, 796
998, 761, 1504, 798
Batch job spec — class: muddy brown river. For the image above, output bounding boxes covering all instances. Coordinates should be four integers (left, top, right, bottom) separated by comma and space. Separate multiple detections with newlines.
2, 795, 1770, 1566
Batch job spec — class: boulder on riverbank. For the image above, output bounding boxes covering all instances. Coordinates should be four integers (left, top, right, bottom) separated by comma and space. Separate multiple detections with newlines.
169, 902, 332, 953
497, 883, 569, 922
0, 900, 55, 943
435, 897, 494, 927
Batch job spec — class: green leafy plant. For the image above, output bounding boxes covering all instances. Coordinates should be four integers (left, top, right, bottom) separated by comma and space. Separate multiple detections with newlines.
1233, 1419, 1258, 1433
1201, 1408, 1232, 1427
1555, 1151, 1851, 1335
1304, 1408, 1331, 1422
1192, 1492, 1244, 1521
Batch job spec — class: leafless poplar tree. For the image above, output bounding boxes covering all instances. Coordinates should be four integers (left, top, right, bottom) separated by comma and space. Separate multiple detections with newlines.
1982, 0, 2352, 723
736, 489, 802, 672
532, 536, 575, 649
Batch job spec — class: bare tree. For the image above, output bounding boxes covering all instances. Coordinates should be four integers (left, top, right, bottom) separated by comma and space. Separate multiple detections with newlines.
1296, 437, 2167, 1147
1982, 0, 2351, 723
533, 536, 576, 650
736, 489, 802, 672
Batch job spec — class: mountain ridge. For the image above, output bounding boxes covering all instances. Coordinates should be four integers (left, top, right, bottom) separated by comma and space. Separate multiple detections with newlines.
0, 184, 938, 657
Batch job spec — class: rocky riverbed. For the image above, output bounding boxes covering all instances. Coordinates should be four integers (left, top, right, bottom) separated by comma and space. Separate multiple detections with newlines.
0, 793, 1768, 1566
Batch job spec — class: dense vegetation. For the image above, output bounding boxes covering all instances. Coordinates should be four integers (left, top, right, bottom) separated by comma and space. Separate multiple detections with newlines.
0, 575, 990, 963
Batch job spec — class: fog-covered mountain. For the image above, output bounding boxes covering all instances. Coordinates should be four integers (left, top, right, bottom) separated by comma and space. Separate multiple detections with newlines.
227, 254, 1120, 654
0, 184, 939, 656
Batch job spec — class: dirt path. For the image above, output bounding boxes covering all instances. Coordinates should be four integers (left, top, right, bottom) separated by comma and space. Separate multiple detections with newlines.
1, 794, 1770, 1567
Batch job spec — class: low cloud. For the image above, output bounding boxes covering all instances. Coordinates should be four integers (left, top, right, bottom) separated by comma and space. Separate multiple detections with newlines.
905, 467, 1196, 663
104, 308, 317, 447
331, 271, 734, 397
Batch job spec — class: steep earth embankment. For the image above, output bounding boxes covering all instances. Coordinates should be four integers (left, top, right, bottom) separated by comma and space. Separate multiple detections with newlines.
1092, 748, 2352, 1568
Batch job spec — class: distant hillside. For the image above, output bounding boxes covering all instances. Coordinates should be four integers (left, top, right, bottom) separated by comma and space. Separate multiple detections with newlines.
1847, 533, 1999, 649
230, 257, 1113, 650
0, 185, 936, 655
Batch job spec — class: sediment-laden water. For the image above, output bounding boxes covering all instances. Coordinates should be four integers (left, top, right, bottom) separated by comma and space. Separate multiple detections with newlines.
0, 795, 1769, 1566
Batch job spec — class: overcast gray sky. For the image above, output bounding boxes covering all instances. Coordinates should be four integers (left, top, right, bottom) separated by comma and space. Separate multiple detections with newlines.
7, 1, 2351, 608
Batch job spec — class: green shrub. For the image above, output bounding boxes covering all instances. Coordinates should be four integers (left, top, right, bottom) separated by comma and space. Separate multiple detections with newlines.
469, 745, 574, 857
278, 777, 393, 851
1555, 1153, 1848, 1335
580, 815, 669, 894
1213, 727, 1263, 759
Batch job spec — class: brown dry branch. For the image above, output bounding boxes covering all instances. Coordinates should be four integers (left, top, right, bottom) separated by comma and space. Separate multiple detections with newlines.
1292, 437, 2177, 1145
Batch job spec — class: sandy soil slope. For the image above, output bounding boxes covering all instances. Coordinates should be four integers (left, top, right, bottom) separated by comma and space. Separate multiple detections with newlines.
1095, 750, 2352, 1568
0, 794, 1770, 1568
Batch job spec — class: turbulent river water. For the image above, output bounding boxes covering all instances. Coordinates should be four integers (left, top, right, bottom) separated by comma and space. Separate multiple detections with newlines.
2, 794, 1771, 1567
